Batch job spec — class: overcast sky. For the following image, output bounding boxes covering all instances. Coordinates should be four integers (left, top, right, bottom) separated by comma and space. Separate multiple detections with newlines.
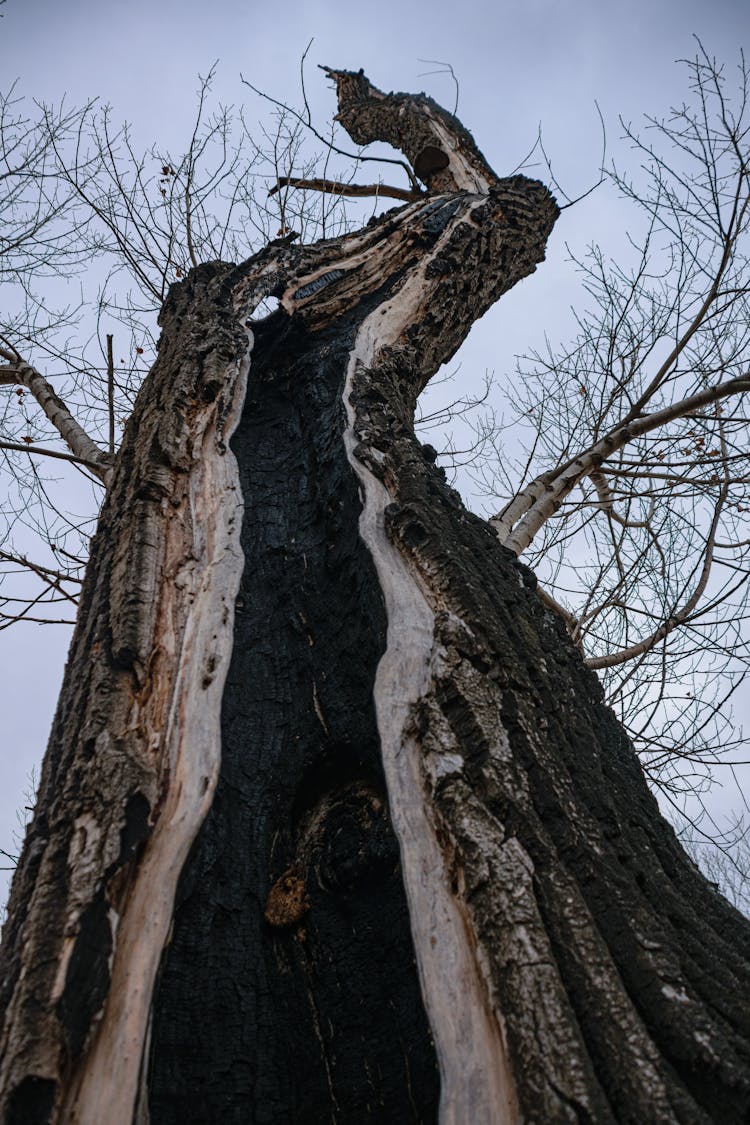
1, 0, 748, 904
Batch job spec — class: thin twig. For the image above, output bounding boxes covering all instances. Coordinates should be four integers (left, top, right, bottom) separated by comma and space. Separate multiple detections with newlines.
417, 59, 460, 116
106, 333, 115, 456
0, 439, 106, 474
241, 72, 420, 192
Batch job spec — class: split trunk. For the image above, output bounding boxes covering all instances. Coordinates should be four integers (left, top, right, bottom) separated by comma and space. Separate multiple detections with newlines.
2, 69, 750, 1124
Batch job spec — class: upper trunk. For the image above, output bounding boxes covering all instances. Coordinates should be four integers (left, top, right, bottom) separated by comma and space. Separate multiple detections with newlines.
1, 67, 749, 1125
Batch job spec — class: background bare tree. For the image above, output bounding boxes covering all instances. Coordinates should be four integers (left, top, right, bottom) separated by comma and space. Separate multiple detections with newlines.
466, 46, 750, 825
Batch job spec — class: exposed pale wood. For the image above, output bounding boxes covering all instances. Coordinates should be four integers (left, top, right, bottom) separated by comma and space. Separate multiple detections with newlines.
0, 266, 254, 1122
343, 323, 518, 1122
61, 331, 251, 1123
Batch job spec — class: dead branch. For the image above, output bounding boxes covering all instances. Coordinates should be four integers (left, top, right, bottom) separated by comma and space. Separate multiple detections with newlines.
269, 175, 422, 202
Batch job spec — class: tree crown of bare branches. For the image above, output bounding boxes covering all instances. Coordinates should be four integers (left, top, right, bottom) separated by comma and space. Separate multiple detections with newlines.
0, 43, 748, 837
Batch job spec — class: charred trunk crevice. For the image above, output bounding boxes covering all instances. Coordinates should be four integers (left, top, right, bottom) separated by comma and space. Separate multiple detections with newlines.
148, 308, 440, 1123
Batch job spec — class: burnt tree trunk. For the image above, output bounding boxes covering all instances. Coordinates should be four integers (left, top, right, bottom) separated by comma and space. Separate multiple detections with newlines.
2, 69, 750, 1125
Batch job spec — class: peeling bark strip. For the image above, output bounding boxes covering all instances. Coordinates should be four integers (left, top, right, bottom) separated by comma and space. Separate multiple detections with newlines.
343, 335, 517, 1124
2, 64, 750, 1125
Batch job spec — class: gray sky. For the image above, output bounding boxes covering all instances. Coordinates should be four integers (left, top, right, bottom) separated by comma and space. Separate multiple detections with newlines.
1, 0, 749, 902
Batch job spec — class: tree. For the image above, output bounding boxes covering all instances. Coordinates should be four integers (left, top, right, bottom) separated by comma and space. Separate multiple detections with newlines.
1, 61, 750, 1124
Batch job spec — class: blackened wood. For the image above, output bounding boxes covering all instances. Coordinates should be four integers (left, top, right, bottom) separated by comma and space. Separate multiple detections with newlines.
147, 307, 440, 1124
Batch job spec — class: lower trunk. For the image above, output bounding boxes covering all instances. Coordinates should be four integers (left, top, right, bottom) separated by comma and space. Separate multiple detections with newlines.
1, 125, 750, 1123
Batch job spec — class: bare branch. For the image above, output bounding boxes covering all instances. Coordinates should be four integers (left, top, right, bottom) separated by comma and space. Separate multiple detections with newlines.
0, 438, 107, 474
493, 375, 749, 555
586, 481, 729, 669
0, 347, 111, 482
320, 65, 498, 193
269, 176, 422, 203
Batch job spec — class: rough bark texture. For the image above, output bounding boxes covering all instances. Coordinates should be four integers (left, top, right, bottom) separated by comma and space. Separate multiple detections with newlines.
2, 66, 750, 1125
0, 265, 252, 1121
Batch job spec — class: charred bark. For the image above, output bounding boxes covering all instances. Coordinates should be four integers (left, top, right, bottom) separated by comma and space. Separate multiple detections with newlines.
1, 67, 750, 1125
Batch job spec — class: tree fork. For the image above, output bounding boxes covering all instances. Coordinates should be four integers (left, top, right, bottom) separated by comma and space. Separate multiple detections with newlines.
1, 67, 749, 1125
